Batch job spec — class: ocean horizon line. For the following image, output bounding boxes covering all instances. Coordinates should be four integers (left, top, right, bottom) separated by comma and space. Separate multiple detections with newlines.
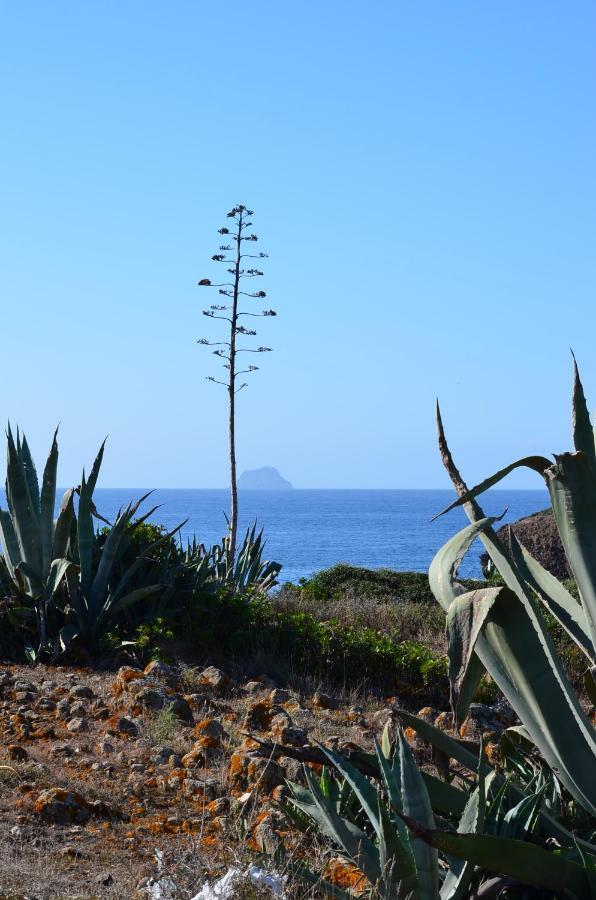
82, 486, 549, 493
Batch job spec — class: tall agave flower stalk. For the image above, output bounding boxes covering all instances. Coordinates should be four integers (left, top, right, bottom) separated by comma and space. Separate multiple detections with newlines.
431, 358, 596, 815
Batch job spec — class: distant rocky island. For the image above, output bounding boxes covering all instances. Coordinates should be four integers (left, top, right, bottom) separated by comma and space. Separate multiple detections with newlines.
237, 466, 293, 490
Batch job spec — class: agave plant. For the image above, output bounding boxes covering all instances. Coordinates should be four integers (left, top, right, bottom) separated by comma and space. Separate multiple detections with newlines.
61, 441, 184, 653
430, 358, 596, 818
185, 523, 281, 595
284, 726, 596, 898
0, 426, 74, 658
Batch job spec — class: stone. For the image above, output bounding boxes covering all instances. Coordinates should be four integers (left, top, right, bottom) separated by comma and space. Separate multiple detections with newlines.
312, 691, 336, 710
144, 660, 174, 680
115, 716, 139, 736
15, 691, 36, 703
434, 711, 454, 732
166, 696, 194, 725
69, 684, 94, 700
243, 700, 275, 731
480, 509, 570, 579
34, 788, 91, 824
114, 666, 146, 695
492, 701, 517, 728
192, 718, 227, 741
198, 666, 230, 693
56, 699, 71, 719
243, 681, 265, 694
269, 688, 291, 704
7, 744, 28, 761
70, 701, 88, 717
229, 752, 284, 792
67, 717, 89, 733
135, 686, 168, 710
153, 746, 176, 765
37, 698, 56, 711
254, 810, 285, 854
13, 680, 37, 693
51, 743, 74, 758
272, 725, 307, 746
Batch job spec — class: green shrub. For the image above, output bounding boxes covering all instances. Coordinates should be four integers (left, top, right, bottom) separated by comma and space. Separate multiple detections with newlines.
292, 564, 482, 604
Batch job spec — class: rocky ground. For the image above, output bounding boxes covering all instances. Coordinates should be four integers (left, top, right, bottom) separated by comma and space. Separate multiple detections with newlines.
0, 660, 517, 900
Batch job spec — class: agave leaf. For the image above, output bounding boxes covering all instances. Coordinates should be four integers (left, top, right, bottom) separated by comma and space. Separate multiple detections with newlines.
585, 667, 596, 707
45, 557, 72, 603
302, 766, 382, 885
77, 472, 95, 597
287, 861, 356, 899
88, 493, 151, 615
508, 532, 593, 662
397, 728, 438, 900
440, 744, 488, 900
422, 772, 468, 817
51, 489, 75, 563
86, 439, 106, 496
40, 427, 59, 575
432, 425, 596, 815
373, 741, 418, 897
98, 584, 163, 625
16, 560, 44, 596
0, 509, 20, 576
319, 745, 386, 839
396, 709, 596, 852
5, 426, 43, 576
445, 587, 502, 726
432, 455, 551, 521
571, 354, 596, 470
453, 578, 596, 814
500, 787, 544, 839
58, 624, 80, 652
108, 519, 186, 605
19, 434, 41, 525
429, 514, 502, 609
546, 451, 596, 658
410, 824, 593, 897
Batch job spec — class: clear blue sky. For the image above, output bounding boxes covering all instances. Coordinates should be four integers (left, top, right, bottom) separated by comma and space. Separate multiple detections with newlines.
1, 2, 595, 489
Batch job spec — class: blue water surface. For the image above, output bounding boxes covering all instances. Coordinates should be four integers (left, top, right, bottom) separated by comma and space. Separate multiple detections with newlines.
1, 487, 546, 583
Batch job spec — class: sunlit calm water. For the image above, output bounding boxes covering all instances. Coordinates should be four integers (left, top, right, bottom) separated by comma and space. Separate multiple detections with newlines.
0, 488, 548, 583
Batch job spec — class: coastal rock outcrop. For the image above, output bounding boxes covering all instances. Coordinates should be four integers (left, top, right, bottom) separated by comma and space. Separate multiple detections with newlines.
480, 508, 570, 580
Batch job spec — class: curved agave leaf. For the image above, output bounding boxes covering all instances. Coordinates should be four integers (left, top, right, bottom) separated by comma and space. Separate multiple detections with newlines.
0, 509, 19, 576
404, 826, 596, 898
6, 425, 43, 576
301, 766, 382, 886
87, 492, 152, 615
432, 454, 551, 521
440, 743, 488, 900
77, 472, 95, 597
433, 414, 596, 816
445, 586, 501, 726
40, 427, 59, 575
546, 451, 596, 658
397, 728, 438, 900
51, 489, 75, 563
571, 353, 596, 471
395, 709, 596, 853
319, 744, 416, 891
508, 531, 593, 662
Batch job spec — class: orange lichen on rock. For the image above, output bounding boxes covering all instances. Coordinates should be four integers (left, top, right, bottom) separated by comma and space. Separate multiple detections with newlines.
324, 858, 368, 896
34, 788, 92, 825
113, 667, 145, 697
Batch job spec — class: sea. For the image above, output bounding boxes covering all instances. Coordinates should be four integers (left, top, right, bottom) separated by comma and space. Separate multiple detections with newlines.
0, 487, 548, 583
